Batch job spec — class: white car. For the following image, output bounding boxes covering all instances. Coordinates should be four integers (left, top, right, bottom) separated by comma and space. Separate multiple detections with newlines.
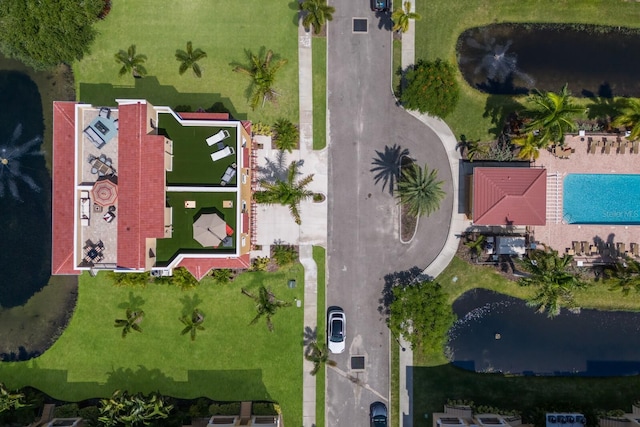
328, 309, 346, 354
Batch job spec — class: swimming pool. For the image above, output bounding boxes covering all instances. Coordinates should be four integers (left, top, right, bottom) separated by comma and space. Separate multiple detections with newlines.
563, 174, 640, 224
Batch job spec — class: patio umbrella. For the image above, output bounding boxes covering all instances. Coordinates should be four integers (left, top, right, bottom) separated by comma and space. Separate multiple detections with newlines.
193, 213, 227, 247
91, 176, 118, 206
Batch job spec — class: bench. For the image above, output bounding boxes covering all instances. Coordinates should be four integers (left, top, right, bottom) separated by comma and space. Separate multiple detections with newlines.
210, 146, 235, 162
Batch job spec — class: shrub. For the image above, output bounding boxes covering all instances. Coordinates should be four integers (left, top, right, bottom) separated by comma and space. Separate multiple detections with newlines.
272, 118, 299, 153
155, 267, 198, 290
109, 272, 150, 288
211, 268, 233, 285
189, 398, 211, 418
250, 256, 270, 272
208, 402, 241, 416
174, 104, 193, 112
272, 245, 298, 267
78, 406, 100, 427
252, 402, 278, 416
400, 58, 459, 118
54, 403, 79, 418
252, 122, 272, 136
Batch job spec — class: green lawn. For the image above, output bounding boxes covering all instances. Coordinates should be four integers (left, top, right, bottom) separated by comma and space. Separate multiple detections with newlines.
313, 246, 326, 427
412, 256, 640, 425
312, 38, 327, 150
413, 1, 640, 141
0, 266, 304, 426
161, 113, 238, 186
156, 192, 238, 264
74, 0, 299, 124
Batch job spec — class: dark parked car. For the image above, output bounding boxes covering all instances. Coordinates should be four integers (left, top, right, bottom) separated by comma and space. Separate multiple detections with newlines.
371, 0, 390, 12
370, 402, 388, 427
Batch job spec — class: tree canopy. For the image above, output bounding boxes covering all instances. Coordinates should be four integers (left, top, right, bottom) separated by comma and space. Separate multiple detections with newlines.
0, 0, 103, 70
388, 280, 455, 351
400, 59, 460, 118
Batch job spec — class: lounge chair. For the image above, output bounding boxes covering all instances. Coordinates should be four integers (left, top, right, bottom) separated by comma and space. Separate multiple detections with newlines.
99, 107, 111, 119
633, 140, 639, 154
617, 242, 626, 257
604, 139, 611, 154
580, 241, 588, 255
206, 129, 231, 146
632, 242, 639, 257
572, 241, 580, 254
210, 146, 235, 162
221, 165, 237, 185
619, 141, 626, 154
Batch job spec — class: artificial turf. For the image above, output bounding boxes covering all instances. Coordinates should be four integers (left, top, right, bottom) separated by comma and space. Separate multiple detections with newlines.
413, 0, 640, 142
155, 191, 238, 264
74, 0, 299, 125
161, 112, 239, 186
0, 266, 304, 426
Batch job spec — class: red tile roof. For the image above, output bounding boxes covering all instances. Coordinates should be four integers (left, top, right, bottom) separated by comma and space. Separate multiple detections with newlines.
178, 112, 230, 120
177, 254, 251, 280
117, 102, 166, 269
51, 102, 80, 275
473, 167, 547, 226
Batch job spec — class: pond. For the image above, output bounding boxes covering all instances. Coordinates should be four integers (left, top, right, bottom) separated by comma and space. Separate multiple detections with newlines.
447, 289, 640, 376
456, 24, 640, 97
0, 55, 78, 361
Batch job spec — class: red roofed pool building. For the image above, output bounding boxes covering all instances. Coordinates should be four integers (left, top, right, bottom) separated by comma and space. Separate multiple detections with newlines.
52, 99, 254, 280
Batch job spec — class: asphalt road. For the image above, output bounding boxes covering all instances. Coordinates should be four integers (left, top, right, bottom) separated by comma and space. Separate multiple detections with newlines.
326, 0, 454, 426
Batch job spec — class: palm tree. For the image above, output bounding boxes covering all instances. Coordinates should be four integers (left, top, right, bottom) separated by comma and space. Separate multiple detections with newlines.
519, 249, 585, 318
179, 308, 205, 341
523, 84, 584, 146
395, 163, 446, 218
0, 383, 27, 413
175, 41, 207, 77
607, 258, 640, 296
254, 161, 314, 225
272, 118, 299, 153
114, 45, 148, 78
391, 1, 421, 33
612, 98, 640, 141
114, 308, 144, 338
512, 132, 547, 161
300, 0, 336, 35
233, 49, 288, 110
305, 341, 337, 376
464, 234, 485, 260
241, 286, 291, 332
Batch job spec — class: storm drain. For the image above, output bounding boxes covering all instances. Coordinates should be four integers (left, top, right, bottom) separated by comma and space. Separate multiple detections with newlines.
353, 18, 368, 33
351, 356, 366, 371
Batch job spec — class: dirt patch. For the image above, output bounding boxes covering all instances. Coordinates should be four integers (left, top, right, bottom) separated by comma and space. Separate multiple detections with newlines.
400, 203, 417, 241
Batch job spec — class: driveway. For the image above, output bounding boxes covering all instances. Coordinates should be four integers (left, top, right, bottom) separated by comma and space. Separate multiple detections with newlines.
326, 1, 454, 426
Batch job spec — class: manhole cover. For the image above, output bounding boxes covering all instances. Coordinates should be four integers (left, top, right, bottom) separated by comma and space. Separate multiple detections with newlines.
353, 18, 368, 33
351, 356, 366, 371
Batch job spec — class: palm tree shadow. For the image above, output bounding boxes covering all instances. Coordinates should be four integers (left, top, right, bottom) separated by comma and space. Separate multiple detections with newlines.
179, 293, 204, 317
257, 151, 303, 184
117, 291, 145, 311
303, 326, 318, 346
370, 144, 409, 195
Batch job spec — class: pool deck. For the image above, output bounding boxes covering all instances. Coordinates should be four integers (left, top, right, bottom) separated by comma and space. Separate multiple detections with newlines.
532, 133, 640, 263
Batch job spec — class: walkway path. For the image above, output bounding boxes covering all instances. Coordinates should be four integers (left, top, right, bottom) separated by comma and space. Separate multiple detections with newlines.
396, 10, 469, 427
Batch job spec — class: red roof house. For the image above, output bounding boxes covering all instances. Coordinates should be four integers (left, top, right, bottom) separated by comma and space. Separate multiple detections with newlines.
472, 167, 547, 226
51, 100, 254, 278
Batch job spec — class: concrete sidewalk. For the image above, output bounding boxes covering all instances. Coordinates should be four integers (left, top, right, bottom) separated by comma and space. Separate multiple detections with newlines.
397, 8, 468, 427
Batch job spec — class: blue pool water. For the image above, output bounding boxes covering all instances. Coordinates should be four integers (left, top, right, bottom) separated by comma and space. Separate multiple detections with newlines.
563, 174, 640, 224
